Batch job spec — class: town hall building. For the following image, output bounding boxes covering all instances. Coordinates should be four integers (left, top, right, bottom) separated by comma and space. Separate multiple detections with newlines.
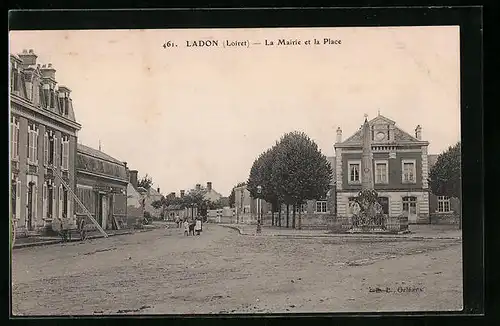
334, 114, 431, 224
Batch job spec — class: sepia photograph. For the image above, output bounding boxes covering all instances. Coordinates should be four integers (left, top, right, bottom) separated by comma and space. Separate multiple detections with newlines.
10, 24, 464, 316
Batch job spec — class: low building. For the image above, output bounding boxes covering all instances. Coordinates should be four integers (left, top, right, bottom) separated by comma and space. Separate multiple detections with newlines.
10, 49, 81, 236
427, 154, 461, 224
75, 144, 128, 230
126, 169, 144, 226
137, 186, 164, 219
234, 156, 336, 228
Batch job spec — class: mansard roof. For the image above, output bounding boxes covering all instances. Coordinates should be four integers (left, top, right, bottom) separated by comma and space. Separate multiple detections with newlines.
336, 114, 428, 147
76, 144, 128, 181
10, 50, 79, 125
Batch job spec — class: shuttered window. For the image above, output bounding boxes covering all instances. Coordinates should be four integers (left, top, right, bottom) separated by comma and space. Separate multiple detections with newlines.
43, 133, 49, 165
10, 116, 19, 159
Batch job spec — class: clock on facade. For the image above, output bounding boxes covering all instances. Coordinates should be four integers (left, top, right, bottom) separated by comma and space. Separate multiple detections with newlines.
375, 131, 386, 141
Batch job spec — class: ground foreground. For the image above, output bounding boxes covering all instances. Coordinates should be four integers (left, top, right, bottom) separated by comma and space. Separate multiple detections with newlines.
11, 224, 463, 315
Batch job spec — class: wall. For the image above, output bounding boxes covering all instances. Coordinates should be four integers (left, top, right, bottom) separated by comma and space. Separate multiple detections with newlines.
127, 183, 144, 226
341, 151, 423, 191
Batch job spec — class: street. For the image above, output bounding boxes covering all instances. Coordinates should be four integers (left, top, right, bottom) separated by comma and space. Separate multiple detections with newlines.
11, 224, 463, 315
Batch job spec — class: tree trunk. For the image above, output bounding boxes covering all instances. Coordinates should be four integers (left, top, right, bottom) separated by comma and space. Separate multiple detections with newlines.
298, 205, 302, 230
278, 204, 282, 227
286, 205, 289, 228
292, 204, 296, 229
271, 203, 275, 226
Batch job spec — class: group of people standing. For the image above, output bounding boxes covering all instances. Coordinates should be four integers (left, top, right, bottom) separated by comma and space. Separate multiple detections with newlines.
174, 215, 202, 236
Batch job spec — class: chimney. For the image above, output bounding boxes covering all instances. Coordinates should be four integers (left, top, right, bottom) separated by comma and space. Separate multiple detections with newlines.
157, 187, 160, 194
18, 49, 38, 66
41, 63, 56, 80
129, 170, 138, 188
122, 161, 127, 168
336, 127, 342, 143
207, 182, 212, 191
170, 192, 176, 198
415, 125, 422, 140
196, 184, 201, 191
180, 190, 185, 198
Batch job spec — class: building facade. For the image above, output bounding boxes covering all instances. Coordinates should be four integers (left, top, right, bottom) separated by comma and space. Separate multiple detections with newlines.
334, 114, 431, 224
75, 144, 129, 230
10, 49, 81, 236
234, 156, 336, 228
137, 186, 164, 219
126, 169, 145, 225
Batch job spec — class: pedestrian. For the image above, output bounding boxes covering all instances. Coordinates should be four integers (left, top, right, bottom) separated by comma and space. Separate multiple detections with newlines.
183, 219, 189, 236
175, 215, 180, 228
195, 217, 202, 236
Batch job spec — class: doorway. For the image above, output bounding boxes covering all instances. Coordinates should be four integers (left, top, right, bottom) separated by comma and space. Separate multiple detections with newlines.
402, 196, 418, 223
27, 182, 34, 230
101, 194, 108, 229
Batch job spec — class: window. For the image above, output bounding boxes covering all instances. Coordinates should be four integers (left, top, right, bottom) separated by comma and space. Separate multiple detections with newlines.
375, 160, 389, 184
10, 63, 19, 92
27, 123, 39, 164
437, 196, 451, 213
10, 116, 19, 159
61, 135, 69, 170
402, 196, 417, 216
43, 133, 49, 165
348, 161, 361, 184
315, 201, 327, 213
295, 204, 307, 213
401, 159, 416, 183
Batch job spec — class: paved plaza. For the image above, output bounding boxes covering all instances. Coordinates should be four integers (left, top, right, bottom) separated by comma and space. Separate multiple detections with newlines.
11, 224, 463, 315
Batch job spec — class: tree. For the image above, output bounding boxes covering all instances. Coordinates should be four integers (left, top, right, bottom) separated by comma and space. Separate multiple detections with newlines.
271, 131, 333, 229
138, 174, 153, 189
228, 188, 236, 208
247, 147, 281, 227
429, 142, 462, 228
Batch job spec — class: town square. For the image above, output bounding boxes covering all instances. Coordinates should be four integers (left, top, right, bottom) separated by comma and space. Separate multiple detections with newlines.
10, 27, 462, 315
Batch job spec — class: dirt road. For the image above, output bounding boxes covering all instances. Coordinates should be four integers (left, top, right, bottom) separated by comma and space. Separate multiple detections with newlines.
11, 224, 462, 315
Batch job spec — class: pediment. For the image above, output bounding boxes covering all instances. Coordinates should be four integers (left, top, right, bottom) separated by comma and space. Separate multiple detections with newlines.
338, 114, 421, 145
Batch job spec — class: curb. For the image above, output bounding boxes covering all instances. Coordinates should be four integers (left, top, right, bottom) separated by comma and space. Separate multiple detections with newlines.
218, 225, 461, 241
12, 227, 159, 250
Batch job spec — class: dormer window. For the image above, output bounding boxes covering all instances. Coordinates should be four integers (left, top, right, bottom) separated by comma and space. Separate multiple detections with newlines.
10, 63, 20, 93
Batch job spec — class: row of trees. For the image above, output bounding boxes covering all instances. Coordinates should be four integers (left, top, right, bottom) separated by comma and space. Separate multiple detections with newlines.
247, 131, 333, 229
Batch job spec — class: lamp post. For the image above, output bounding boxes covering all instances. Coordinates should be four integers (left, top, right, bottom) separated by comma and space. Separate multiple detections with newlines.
256, 185, 262, 234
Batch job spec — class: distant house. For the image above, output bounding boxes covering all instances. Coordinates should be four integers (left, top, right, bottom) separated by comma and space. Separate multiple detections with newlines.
192, 182, 223, 203
125, 169, 144, 225
137, 186, 164, 219
234, 157, 336, 228
427, 154, 461, 224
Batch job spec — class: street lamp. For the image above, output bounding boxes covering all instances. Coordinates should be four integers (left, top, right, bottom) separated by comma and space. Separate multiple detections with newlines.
256, 185, 262, 234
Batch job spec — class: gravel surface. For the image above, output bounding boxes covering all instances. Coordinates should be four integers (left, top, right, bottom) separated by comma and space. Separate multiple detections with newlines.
11, 224, 463, 315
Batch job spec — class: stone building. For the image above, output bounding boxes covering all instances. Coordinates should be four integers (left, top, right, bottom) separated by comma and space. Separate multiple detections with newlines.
334, 114, 431, 224
233, 157, 336, 228
75, 144, 129, 230
10, 49, 81, 236
125, 169, 145, 225
427, 154, 461, 224
137, 186, 164, 219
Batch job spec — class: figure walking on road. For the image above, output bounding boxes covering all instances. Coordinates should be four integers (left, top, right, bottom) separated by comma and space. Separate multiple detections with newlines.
183, 219, 189, 236
195, 217, 202, 236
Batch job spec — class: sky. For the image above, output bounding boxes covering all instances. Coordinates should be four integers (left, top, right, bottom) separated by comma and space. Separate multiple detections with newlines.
9, 26, 461, 196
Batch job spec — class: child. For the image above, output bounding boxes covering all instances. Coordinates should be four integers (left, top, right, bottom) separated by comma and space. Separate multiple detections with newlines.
195, 218, 202, 236
183, 219, 189, 236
